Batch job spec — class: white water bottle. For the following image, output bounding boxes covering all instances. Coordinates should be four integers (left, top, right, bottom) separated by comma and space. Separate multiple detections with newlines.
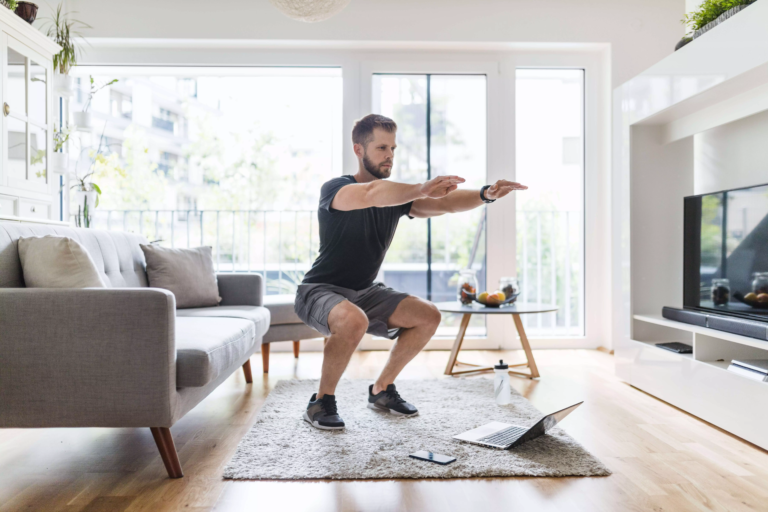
494, 360, 512, 405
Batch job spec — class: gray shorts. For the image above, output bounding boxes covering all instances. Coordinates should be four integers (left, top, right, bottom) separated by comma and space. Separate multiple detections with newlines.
294, 282, 410, 340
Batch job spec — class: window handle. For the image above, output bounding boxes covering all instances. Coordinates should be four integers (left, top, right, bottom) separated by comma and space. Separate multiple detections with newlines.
3, 103, 9, 116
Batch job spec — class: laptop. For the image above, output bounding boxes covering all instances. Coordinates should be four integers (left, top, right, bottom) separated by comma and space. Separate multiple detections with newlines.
453, 402, 583, 449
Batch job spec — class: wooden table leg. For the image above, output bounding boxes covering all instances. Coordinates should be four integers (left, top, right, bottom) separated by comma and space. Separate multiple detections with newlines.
513, 313, 540, 378
444, 313, 472, 375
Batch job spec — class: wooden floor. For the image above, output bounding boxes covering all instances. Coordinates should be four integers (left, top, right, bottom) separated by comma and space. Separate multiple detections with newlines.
3, 349, 768, 512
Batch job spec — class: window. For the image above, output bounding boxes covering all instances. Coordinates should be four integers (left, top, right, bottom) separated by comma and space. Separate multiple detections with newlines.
77, 67, 343, 295
373, 74, 487, 336
515, 69, 585, 336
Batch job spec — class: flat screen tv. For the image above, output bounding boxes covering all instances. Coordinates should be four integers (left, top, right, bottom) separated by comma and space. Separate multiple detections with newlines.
684, 182, 768, 322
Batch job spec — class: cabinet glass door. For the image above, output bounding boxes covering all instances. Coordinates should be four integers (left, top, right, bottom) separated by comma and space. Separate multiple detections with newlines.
4, 38, 49, 192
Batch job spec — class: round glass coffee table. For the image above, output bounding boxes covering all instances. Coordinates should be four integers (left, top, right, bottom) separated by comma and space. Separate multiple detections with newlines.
434, 301, 558, 379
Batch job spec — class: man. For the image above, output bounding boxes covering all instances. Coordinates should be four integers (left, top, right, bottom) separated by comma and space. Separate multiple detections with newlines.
295, 114, 527, 430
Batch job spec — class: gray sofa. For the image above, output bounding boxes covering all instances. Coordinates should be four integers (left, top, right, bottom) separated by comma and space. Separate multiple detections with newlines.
0, 222, 270, 478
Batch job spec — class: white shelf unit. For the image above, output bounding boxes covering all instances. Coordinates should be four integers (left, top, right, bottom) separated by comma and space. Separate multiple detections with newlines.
612, 1, 768, 449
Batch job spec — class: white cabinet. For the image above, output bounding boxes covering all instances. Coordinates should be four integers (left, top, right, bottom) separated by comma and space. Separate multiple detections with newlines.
0, 7, 63, 225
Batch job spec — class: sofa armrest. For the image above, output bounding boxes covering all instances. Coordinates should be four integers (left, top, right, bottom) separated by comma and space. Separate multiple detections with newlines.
0, 288, 177, 428
216, 273, 264, 307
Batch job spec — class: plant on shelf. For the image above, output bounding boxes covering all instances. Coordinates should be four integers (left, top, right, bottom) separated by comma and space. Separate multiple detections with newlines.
41, 3, 90, 96
0, 1, 19, 11
681, 0, 753, 36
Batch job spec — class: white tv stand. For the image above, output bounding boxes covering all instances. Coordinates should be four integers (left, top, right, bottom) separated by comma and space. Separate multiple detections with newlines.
612, 1, 768, 449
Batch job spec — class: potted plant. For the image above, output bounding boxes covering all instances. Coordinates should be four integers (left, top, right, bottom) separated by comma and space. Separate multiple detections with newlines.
50, 125, 71, 173
0, 1, 18, 12
70, 130, 124, 227
14, 1, 37, 23
73, 76, 118, 129
42, 3, 89, 97
678, 0, 755, 50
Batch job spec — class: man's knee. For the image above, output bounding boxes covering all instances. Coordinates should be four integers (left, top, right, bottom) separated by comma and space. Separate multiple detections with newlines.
328, 301, 368, 342
422, 302, 442, 332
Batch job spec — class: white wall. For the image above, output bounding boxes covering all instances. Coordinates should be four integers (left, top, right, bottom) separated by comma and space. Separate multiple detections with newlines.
695, 110, 768, 194
43, 0, 685, 88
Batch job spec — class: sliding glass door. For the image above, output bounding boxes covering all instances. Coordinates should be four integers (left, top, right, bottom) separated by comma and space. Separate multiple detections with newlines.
372, 74, 487, 336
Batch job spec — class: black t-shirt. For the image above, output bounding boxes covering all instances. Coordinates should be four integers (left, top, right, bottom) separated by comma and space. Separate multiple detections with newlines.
301, 175, 413, 290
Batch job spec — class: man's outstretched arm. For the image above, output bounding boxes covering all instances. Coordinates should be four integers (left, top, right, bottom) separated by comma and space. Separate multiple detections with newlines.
331, 175, 465, 211
409, 179, 527, 218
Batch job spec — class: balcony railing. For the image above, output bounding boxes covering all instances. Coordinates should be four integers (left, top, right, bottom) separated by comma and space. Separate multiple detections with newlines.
86, 208, 583, 337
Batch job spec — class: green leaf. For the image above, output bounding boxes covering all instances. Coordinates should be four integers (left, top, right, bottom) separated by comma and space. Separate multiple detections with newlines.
91, 182, 102, 194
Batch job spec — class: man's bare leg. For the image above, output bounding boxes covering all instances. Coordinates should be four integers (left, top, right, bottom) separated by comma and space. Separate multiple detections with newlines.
317, 300, 368, 399
372, 296, 441, 395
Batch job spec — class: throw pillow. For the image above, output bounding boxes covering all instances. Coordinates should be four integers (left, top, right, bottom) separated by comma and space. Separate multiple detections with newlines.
17, 235, 107, 288
140, 244, 221, 309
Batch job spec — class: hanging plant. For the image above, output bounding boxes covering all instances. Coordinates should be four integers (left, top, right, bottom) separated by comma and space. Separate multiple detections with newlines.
40, 3, 90, 75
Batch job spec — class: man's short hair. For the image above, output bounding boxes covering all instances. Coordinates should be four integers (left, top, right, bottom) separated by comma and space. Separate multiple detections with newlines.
352, 114, 397, 147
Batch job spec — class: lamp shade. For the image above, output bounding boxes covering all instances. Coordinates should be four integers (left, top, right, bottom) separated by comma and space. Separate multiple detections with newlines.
269, 0, 351, 23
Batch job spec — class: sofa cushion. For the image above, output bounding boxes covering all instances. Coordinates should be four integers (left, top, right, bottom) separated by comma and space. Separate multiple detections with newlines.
176, 317, 255, 388
263, 294, 303, 325
176, 305, 270, 340
141, 245, 221, 309
18, 236, 107, 288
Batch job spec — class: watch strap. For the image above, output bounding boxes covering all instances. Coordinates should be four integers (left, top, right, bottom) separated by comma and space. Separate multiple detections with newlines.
480, 185, 496, 203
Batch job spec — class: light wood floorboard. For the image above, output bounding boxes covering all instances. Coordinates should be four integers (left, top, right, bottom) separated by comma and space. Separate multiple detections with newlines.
2, 349, 768, 511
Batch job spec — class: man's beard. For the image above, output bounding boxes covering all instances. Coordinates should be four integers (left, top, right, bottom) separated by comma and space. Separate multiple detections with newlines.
363, 154, 392, 180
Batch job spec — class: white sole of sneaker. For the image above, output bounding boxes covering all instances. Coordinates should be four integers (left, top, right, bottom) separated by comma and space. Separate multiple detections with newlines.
303, 411, 345, 430
367, 403, 419, 417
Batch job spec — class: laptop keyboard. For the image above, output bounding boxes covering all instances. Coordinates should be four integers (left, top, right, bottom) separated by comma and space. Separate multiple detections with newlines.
477, 426, 527, 447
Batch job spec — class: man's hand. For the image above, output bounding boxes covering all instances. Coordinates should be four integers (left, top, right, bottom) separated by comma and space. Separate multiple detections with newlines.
484, 179, 528, 200
419, 175, 466, 198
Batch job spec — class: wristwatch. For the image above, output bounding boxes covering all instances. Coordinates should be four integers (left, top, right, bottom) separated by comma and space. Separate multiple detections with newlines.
480, 185, 496, 203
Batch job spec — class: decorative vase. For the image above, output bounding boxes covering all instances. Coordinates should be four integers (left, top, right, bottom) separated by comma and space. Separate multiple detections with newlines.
14, 1, 37, 23
53, 74, 75, 97
74, 186, 98, 228
50, 152, 68, 173
73, 111, 92, 130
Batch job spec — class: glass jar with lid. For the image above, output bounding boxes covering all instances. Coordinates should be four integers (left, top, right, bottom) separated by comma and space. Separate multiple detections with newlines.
498, 277, 520, 303
457, 269, 478, 305
710, 278, 730, 306
753, 272, 768, 295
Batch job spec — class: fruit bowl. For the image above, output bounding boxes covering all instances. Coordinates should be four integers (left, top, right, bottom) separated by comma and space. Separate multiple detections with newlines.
474, 292, 520, 308
734, 291, 768, 310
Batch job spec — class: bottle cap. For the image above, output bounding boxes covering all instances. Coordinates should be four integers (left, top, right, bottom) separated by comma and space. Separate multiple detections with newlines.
494, 359, 508, 370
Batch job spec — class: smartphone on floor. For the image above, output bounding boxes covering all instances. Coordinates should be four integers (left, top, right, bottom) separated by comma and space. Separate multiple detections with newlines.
409, 451, 456, 465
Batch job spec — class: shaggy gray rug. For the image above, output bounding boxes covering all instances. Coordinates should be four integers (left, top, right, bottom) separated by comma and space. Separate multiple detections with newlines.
223, 379, 611, 480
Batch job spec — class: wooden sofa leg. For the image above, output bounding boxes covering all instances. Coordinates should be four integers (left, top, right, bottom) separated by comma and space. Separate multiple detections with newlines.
242, 359, 253, 383
262, 343, 270, 373
293, 340, 300, 359
150, 427, 184, 479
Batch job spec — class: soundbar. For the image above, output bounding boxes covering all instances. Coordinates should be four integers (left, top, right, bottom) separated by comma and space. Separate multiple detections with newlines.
662, 307, 768, 341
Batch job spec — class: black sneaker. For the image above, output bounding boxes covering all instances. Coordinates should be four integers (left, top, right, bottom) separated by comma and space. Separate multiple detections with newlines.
367, 384, 418, 417
303, 393, 345, 430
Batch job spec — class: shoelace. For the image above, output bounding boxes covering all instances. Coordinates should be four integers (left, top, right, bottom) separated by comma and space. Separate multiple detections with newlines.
385, 387, 406, 404
321, 395, 338, 415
